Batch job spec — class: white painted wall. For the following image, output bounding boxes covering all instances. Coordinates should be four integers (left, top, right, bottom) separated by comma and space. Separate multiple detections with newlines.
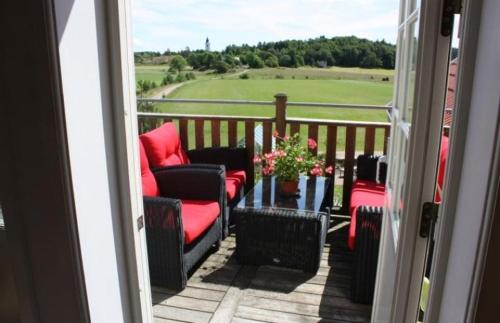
54, 1, 132, 322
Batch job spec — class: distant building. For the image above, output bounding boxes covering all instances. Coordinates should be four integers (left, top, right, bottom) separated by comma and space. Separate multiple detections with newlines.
205, 37, 211, 52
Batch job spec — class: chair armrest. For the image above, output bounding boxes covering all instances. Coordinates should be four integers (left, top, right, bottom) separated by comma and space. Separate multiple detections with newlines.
153, 165, 225, 203
351, 205, 383, 304
187, 147, 250, 172
143, 196, 185, 289
143, 196, 182, 231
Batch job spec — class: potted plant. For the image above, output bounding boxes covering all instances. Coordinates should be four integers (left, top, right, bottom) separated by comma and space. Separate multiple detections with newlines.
253, 131, 333, 196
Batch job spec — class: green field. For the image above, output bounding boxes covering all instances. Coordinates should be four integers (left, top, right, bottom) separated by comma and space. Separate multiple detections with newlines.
135, 65, 170, 84
241, 66, 394, 82
136, 66, 393, 151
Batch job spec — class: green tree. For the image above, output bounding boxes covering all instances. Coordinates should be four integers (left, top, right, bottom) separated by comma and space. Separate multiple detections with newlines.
169, 55, 187, 73
214, 61, 231, 73
264, 55, 279, 67
246, 54, 264, 68
175, 73, 186, 82
279, 54, 292, 67
360, 51, 383, 68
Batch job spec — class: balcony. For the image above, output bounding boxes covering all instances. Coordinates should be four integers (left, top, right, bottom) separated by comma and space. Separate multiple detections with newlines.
137, 94, 390, 322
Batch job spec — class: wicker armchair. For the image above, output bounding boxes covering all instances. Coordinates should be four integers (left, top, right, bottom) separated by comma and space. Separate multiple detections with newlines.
349, 155, 386, 304
140, 143, 225, 290
140, 123, 250, 238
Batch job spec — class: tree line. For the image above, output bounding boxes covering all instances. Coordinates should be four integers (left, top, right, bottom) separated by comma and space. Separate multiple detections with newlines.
135, 36, 396, 71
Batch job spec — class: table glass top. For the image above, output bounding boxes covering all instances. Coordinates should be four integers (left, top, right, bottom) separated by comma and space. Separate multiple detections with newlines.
236, 176, 331, 213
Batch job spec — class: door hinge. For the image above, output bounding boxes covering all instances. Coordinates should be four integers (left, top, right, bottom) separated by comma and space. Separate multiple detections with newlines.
420, 202, 439, 238
441, 0, 462, 36
137, 215, 144, 231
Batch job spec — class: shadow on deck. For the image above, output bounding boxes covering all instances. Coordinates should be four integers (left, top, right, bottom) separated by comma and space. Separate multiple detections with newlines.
152, 220, 371, 323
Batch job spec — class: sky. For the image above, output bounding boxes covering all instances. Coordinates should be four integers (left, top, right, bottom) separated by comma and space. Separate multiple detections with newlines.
132, 0, 399, 52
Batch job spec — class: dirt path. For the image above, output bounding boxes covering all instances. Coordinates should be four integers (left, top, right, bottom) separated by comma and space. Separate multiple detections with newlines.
224, 69, 249, 79
150, 82, 186, 99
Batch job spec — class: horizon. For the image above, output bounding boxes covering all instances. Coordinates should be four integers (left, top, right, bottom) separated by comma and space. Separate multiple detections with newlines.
134, 34, 396, 54
133, 0, 398, 52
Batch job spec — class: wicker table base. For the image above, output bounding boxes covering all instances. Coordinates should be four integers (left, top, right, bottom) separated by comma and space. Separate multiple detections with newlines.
235, 207, 329, 273
234, 176, 332, 273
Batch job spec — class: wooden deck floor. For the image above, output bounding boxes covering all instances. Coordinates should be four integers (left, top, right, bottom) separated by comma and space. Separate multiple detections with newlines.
152, 221, 371, 323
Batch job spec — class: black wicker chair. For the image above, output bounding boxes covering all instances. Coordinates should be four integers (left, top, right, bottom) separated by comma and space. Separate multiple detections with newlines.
349, 154, 386, 304
351, 205, 383, 304
142, 160, 225, 290
140, 123, 250, 239
186, 147, 250, 237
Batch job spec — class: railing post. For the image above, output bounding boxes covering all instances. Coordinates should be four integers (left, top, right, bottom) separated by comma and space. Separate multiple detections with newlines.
274, 93, 287, 136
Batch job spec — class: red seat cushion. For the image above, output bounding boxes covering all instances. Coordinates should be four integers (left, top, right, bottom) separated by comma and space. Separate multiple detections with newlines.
348, 180, 385, 250
140, 123, 190, 168
139, 141, 160, 197
181, 200, 220, 244
225, 170, 246, 200
435, 135, 449, 202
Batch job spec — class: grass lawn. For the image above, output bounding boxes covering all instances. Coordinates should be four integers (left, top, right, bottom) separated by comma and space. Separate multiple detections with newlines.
239, 66, 394, 82
137, 66, 393, 152
135, 65, 170, 84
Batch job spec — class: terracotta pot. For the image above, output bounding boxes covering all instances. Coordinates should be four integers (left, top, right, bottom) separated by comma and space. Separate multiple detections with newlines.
279, 180, 299, 197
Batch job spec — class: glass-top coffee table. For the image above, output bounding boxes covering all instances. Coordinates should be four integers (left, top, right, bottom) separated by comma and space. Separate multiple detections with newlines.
234, 176, 333, 273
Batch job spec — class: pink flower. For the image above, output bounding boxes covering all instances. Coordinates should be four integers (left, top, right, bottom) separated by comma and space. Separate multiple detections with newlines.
295, 157, 304, 162
264, 153, 274, 160
308, 138, 317, 150
275, 150, 286, 157
272, 130, 279, 138
325, 166, 333, 175
283, 135, 289, 141
262, 166, 272, 175
253, 155, 262, 164
310, 166, 323, 176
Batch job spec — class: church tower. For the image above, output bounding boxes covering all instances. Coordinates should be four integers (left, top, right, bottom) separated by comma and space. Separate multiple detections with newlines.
205, 37, 211, 52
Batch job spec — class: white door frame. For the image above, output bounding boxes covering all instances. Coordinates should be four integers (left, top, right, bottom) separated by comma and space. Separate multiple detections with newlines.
103, 0, 154, 322
373, 0, 453, 321
426, 0, 500, 321
391, 0, 452, 320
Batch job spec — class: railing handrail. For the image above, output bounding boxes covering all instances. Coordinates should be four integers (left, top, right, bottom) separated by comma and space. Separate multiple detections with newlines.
286, 102, 389, 110
137, 112, 391, 128
137, 97, 391, 111
137, 112, 273, 122
137, 98, 274, 106
287, 117, 391, 127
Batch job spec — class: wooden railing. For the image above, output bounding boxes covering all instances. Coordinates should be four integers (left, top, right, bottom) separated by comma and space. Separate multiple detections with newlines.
137, 94, 391, 213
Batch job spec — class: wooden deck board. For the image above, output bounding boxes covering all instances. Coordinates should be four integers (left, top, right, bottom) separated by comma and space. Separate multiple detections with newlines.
152, 226, 370, 323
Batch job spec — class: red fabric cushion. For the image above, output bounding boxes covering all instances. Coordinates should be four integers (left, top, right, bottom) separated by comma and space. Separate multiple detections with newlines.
225, 170, 246, 200
139, 141, 160, 197
140, 123, 190, 168
348, 180, 385, 250
181, 200, 220, 244
435, 135, 449, 202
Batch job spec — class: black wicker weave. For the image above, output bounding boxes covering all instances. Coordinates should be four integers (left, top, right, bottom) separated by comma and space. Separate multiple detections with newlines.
351, 205, 383, 304
144, 165, 225, 290
234, 176, 332, 273
186, 147, 250, 238
235, 208, 329, 273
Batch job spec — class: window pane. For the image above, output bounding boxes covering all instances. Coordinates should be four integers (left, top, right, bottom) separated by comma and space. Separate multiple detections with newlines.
404, 21, 419, 123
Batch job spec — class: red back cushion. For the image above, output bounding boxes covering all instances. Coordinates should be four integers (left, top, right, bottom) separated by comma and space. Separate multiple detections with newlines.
140, 123, 190, 168
139, 141, 160, 197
